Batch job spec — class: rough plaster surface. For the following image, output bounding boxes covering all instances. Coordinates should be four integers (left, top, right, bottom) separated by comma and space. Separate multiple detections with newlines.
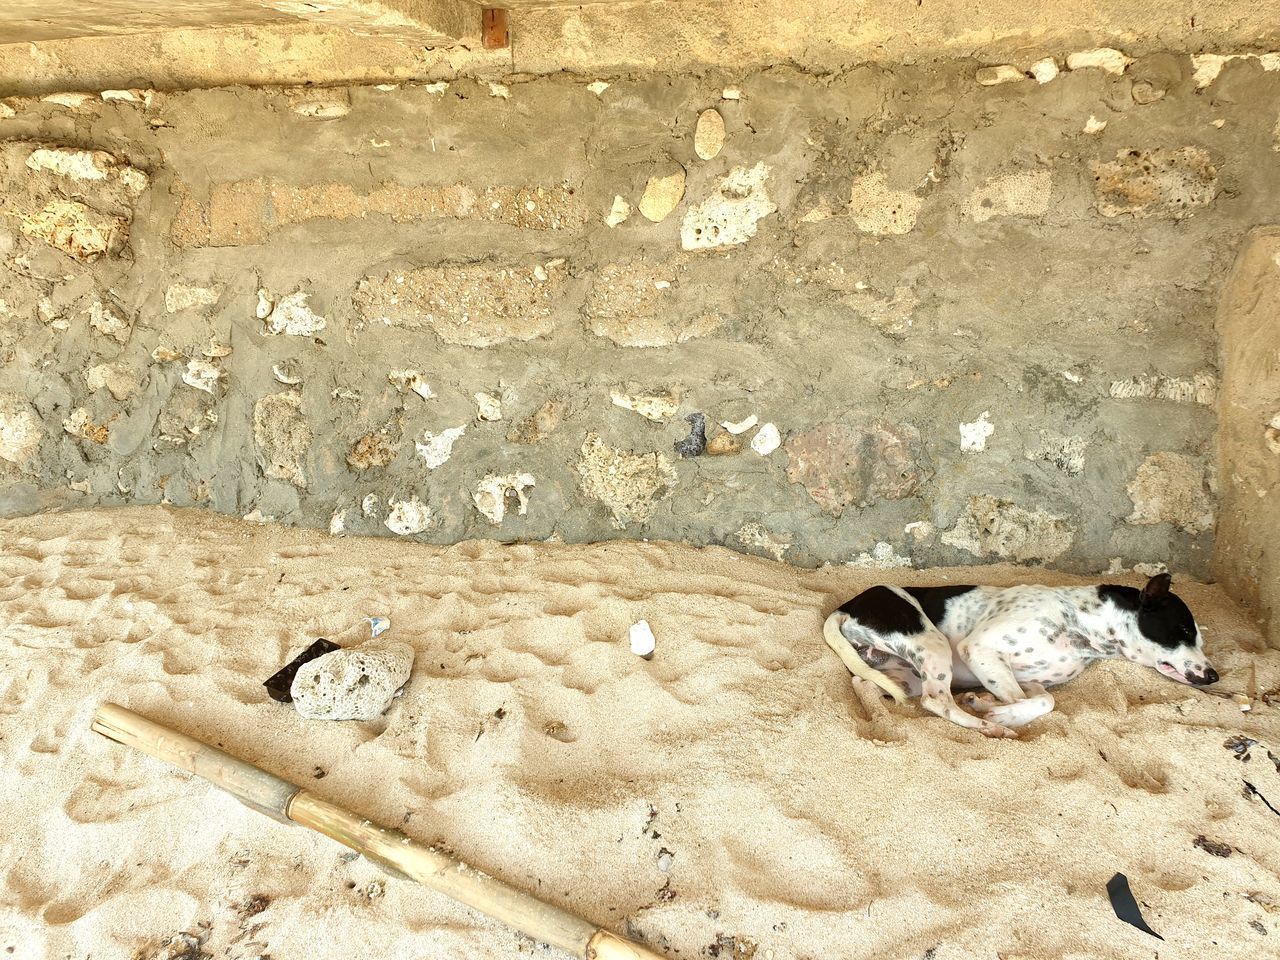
2, 58, 1277, 575
1216, 228, 1280, 644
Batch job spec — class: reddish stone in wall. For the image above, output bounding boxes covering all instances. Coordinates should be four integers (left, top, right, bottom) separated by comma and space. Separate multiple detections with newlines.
785, 421, 927, 517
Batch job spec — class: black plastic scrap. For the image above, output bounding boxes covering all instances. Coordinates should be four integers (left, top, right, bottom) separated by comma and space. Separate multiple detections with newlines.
673, 413, 707, 458
263, 639, 340, 703
1106, 873, 1164, 940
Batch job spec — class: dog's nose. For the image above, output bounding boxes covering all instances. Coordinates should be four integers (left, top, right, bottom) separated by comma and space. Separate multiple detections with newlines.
1192, 667, 1220, 686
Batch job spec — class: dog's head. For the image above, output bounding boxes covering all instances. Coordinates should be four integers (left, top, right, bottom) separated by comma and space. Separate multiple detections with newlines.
1113, 574, 1218, 686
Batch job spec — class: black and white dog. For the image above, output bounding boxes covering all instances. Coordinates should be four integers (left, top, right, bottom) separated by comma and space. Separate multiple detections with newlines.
824, 574, 1219, 738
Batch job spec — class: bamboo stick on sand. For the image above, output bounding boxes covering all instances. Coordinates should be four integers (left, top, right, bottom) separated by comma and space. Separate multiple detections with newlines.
90, 703, 667, 960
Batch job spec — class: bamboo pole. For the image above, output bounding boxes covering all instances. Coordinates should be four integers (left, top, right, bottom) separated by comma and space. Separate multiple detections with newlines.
91, 703, 667, 960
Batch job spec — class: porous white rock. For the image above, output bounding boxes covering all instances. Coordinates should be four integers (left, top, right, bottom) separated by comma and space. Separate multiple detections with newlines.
262, 291, 326, 336
416, 426, 465, 468
388, 370, 435, 400
959, 411, 995, 452
291, 642, 415, 721
474, 392, 503, 421
681, 162, 775, 250
181, 359, 222, 394
385, 496, 432, 534
473, 473, 535, 524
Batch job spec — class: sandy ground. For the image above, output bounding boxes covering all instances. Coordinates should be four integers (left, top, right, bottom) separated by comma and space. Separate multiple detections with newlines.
1, 506, 1278, 960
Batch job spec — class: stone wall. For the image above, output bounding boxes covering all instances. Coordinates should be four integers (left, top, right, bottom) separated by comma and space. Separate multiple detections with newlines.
1216, 229, 1280, 644
2, 54, 1278, 573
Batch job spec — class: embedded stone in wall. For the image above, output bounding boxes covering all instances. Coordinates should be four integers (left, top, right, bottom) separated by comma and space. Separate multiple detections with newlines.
1025, 432, 1087, 475
963, 170, 1052, 223
576, 433, 676, 527
1108, 372, 1217, 405
14, 144, 148, 261
473, 473, 535, 524
181, 359, 223, 394
261, 290, 326, 336
287, 87, 351, 120
1066, 48, 1133, 74
62, 407, 110, 444
847, 171, 923, 236
415, 426, 465, 469
87, 301, 133, 343
736, 522, 792, 562
253, 391, 311, 488
784, 421, 927, 518
639, 165, 686, 223
1092, 148, 1218, 219
347, 428, 398, 471
584, 257, 722, 347
354, 260, 567, 347
85, 363, 140, 401
165, 282, 223, 313
694, 109, 726, 160
941, 495, 1074, 562
155, 391, 217, 449
1125, 452, 1214, 533
611, 390, 679, 422
385, 496, 433, 535
507, 398, 570, 444
20, 201, 127, 262
975, 65, 1025, 86
0, 393, 42, 472
172, 178, 585, 247
681, 162, 776, 251
26, 148, 147, 192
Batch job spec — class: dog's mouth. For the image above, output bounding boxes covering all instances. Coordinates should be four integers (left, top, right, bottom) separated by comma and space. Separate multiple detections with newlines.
1158, 661, 1220, 686
1158, 661, 1189, 683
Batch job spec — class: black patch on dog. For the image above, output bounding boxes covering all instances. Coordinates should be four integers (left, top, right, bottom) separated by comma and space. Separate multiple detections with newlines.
904, 585, 977, 629
1098, 583, 1198, 651
839, 586, 925, 636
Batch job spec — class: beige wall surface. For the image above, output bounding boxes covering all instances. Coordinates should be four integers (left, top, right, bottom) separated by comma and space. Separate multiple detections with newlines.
1216, 229, 1280, 645
1, 1, 1278, 94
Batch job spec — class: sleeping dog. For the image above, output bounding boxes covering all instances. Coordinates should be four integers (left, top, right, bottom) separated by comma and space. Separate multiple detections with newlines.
823, 573, 1218, 738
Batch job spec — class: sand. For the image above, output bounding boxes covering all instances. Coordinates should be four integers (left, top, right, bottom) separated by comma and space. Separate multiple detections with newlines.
1, 506, 1278, 960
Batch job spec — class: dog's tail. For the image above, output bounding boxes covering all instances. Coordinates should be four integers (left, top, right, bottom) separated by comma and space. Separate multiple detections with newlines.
823, 611, 908, 704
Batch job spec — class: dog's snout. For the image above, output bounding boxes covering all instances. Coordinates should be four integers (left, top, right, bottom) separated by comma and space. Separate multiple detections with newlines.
1191, 667, 1220, 686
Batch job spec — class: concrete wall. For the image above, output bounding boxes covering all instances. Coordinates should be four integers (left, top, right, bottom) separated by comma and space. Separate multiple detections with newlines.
2, 2, 1279, 94
2, 54, 1278, 573
1216, 229, 1280, 644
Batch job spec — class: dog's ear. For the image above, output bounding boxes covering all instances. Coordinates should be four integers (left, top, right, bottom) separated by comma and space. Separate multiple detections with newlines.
1140, 573, 1172, 607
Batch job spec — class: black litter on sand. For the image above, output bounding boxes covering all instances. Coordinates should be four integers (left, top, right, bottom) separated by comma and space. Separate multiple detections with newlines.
263, 638, 340, 703
1107, 872, 1164, 940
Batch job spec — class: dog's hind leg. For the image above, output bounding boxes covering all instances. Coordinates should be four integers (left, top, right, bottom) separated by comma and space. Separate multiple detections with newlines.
901, 630, 1018, 739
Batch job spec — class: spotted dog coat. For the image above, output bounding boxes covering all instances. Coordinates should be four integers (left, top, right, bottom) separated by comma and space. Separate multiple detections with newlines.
823, 574, 1218, 738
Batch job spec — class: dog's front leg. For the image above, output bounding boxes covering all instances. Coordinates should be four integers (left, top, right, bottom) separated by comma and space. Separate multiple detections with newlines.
960, 681, 1056, 728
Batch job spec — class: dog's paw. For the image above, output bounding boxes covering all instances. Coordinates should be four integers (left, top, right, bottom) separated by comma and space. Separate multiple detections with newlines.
961, 691, 999, 713
979, 720, 1019, 739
